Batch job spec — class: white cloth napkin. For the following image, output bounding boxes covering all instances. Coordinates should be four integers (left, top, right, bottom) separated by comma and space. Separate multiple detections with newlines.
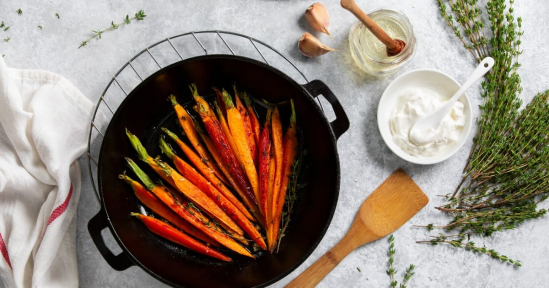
0, 57, 94, 287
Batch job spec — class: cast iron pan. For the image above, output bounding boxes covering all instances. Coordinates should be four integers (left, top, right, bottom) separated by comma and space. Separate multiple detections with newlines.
88, 55, 349, 287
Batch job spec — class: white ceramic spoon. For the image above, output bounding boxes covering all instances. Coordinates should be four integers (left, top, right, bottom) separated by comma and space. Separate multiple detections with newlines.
409, 57, 494, 145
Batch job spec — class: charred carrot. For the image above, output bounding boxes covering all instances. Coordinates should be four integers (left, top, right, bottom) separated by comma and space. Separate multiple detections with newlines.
132, 213, 232, 262
120, 173, 218, 246
125, 158, 253, 258
271, 100, 298, 252
214, 99, 245, 169
169, 94, 226, 182
221, 89, 260, 204
193, 92, 264, 226
241, 91, 261, 151
259, 110, 272, 222
268, 106, 284, 248
160, 138, 267, 250
266, 153, 276, 250
163, 127, 253, 221
234, 85, 258, 168
126, 130, 243, 237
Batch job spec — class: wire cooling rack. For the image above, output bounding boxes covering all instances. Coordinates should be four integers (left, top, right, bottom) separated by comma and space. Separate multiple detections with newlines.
86, 30, 324, 203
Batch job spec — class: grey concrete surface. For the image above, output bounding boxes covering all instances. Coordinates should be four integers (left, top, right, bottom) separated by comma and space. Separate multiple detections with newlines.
1, 0, 549, 287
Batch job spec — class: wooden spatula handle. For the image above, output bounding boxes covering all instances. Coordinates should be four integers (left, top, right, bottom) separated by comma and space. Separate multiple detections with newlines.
286, 232, 362, 288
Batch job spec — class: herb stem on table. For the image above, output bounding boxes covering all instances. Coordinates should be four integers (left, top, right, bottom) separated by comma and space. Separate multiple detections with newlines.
78, 9, 146, 48
418, 0, 549, 267
386, 235, 416, 288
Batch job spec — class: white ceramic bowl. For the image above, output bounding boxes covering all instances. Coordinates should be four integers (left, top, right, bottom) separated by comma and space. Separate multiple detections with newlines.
377, 69, 473, 165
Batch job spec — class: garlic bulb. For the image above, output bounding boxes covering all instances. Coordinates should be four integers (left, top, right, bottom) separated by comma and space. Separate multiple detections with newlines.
305, 3, 331, 37
298, 32, 335, 57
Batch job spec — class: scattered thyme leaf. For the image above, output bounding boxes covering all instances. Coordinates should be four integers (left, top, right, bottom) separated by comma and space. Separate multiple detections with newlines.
4, 37, 10, 42
4, 26, 10, 32
78, 9, 146, 49
357, 267, 361, 272
0, 22, 4, 28
55, 13, 60, 19
17, 9, 22, 15
38, 25, 43, 30
387, 235, 416, 288
2, 54, 5, 58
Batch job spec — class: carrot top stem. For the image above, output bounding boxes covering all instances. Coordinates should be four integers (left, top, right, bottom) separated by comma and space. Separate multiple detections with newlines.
168, 94, 179, 107
290, 99, 296, 123
189, 83, 199, 98
159, 136, 176, 160
126, 129, 151, 163
162, 127, 181, 142
125, 157, 155, 190
241, 90, 253, 107
221, 89, 235, 109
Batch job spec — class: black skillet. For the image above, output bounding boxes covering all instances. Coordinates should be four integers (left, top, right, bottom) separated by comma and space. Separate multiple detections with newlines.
88, 55, 349, 287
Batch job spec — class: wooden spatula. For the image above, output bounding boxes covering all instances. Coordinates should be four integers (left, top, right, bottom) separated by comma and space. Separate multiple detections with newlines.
286, 169, 428, 288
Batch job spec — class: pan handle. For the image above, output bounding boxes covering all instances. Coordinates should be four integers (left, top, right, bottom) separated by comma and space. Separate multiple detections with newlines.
303, 80, 350, 140
88, 209, 134, 271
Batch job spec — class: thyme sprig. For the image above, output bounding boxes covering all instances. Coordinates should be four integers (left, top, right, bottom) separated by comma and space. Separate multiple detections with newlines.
419, 0, 549, 266
79, 9, 146, 48
387, 235, 416, 288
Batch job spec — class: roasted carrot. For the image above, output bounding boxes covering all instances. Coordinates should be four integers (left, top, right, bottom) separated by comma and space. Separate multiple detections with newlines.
160, 138, 267, 250
221, 89, 260, 204
241, 91, 261, 151
132, 213, 232, 262
169, 94, 226, 182
214, 99, 245, 169
163, 127, 254, 221
268, 106, 284, 248
125, 158, 253, 258
271, 100, 298, 252
120, 173, 218, 246
266, 153, 276, 250
126, 129, 243, 237
258, 110, 272, 223
234, 85, 258, 168
192, 92, 264, 226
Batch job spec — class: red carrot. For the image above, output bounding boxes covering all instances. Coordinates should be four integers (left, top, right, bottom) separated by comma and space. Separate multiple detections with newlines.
120, 173, 218, 246
132, 213, 232, 262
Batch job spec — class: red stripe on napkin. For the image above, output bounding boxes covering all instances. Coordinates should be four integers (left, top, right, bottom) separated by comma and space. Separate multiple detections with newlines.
47, 184, 73, 226
0, 232, 11, 269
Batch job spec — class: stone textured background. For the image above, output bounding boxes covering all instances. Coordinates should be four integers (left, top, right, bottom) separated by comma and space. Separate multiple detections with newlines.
1, 0, 548, 287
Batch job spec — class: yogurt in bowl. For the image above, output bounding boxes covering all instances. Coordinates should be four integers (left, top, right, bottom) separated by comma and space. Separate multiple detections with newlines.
377, 69, 473, 165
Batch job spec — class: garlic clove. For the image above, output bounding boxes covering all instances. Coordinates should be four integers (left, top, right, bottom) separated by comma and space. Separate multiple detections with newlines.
305, 3, 331, 37
298, 32, 336, 57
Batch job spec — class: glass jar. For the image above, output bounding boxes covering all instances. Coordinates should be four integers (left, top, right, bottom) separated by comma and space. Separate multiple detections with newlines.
349, 9, 416, 76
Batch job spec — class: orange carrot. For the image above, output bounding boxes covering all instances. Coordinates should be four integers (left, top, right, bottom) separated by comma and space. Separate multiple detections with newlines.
266, 153, 276, 250
192, 92, 264, 226
163, 127, 254, 221
124, 158, 253, 258
160, 137, 267, 250
132, 213, 232, 262
125, 130, 243, 237
169, 94, 226, 182
271, 100, 298, 252
214, 100, 245, 169
258, 110, 272, 223
220, 89, 260, 204
268, 106, 284, 248
241, 91, 261, 152
120, 173, 218, 246
234, 86, 258, 168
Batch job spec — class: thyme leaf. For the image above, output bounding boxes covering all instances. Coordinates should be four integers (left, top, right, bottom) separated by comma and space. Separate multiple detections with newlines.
78, 9, 146, 48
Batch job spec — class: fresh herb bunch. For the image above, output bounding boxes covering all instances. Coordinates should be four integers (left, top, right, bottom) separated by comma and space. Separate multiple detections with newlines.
387, 235, 416, 288
79, 9, 146, 48
417, 0, 549, 266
